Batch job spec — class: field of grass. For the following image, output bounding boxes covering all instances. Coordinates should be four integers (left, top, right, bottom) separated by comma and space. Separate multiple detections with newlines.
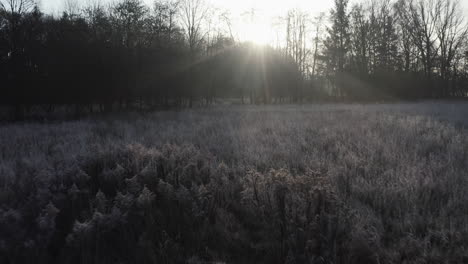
2, 102, 468, 263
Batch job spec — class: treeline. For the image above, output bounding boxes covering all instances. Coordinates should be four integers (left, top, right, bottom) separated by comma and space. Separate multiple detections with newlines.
1, 0, 468, 119
0, 0, 302, 120
283, 0, 468, 100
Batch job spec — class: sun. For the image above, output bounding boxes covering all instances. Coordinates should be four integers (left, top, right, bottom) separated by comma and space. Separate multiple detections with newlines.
242, 22, 272, 45
237, 10, 274, 45
216, 0, 333, 45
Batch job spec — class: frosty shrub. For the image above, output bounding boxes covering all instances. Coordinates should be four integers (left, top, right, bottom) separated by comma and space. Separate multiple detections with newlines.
1, 103, 468, 263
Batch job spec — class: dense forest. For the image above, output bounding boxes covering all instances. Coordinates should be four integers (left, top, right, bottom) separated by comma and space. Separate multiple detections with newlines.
1, 0, 468, 119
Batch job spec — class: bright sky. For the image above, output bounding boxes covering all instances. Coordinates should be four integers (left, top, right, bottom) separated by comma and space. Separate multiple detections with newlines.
38, 0, 468, 44
39, 0, 335, 15
37, 0, 336, 44
211, 0, 335, 44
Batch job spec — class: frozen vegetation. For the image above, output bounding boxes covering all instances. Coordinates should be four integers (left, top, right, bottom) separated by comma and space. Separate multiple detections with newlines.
2, 102, 468, 263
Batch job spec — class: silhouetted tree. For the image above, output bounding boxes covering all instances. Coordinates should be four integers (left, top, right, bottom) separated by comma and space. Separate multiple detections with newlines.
325, 0, 351, 98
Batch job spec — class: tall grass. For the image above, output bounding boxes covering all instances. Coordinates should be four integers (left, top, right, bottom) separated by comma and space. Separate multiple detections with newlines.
1, 103, 468, 263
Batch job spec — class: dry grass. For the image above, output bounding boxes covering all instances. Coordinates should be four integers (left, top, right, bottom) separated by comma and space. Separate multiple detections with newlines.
1, 102, 468, 263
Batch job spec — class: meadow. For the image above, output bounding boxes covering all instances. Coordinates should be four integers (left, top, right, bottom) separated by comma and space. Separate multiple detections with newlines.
1, 102, 468, 263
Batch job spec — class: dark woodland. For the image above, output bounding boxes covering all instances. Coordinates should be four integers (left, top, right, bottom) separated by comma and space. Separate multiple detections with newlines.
1, 0, 467, 120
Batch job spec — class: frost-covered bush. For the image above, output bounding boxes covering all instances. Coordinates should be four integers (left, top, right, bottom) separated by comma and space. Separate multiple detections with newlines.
2, 103, 468, 263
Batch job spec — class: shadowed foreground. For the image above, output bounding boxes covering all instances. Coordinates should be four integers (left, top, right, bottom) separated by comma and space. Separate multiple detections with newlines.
2, 103, 468, 263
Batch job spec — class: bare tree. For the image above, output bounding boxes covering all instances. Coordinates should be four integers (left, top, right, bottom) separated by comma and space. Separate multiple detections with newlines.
0, 0, 35, 14
396, 0, 439, 78
147, 0, 180, 46
325, 0, 351, 97
284, 9, 309, 75
178, 0, 209, 54
149, 0, 179, 47
349, 4, 370, 75
371, 0, 398, 71
219, 10, 234, 41
63, 0, 80, 17
311, 12, 326, 77
434, 0, 468, 96
178, 0, 210, 107
111, 0, 148, 49
395, 5, 417, 73
0, 0, 36, 53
